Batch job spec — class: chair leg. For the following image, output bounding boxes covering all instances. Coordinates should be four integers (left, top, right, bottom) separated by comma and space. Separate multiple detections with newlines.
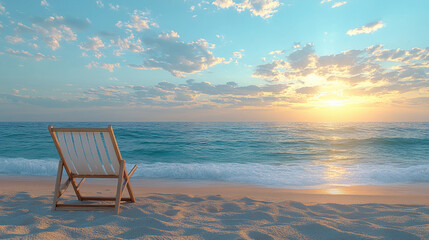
52, 160, 64, 211
115, 161, 125, 214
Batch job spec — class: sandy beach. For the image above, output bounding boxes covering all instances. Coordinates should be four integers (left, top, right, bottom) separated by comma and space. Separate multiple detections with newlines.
1, 176, 429, 239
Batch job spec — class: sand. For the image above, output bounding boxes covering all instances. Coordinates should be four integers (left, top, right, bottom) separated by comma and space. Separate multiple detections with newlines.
1, 176, 429, 239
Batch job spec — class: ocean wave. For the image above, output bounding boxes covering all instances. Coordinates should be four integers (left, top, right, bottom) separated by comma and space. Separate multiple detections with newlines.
1, 157, 429, 188
327, 137, 429, 147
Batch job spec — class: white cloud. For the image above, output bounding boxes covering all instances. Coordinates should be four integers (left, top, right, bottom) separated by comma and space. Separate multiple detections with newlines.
5, 35, 24, 44
225, 50, 244, 64
212, 0, 281, 19
116, 10, 157, 32
347, 21, 384, 36
0, 3, 6, 15
1, 48, 56, 61
86, 61, 120, 72
109, 3, 119, 10
332, 1, 347, 8
80, 36, 105, 58
129, 32, 224, 77
111, 33, 144, 56
12, 16, 90, 50
233, 51, 243, 59
41, 0, 49, 8
96, 0, 104, 8
213, 0, 235, 8
269, 50, 284, 55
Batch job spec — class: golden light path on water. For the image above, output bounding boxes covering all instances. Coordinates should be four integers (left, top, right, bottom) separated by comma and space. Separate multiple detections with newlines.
320, 134, 354, 195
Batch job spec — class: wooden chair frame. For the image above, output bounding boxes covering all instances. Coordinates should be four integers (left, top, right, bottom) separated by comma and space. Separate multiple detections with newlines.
49, 125, 137, 214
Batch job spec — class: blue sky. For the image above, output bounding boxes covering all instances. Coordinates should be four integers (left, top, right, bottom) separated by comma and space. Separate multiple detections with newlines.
1, 0, 429, 121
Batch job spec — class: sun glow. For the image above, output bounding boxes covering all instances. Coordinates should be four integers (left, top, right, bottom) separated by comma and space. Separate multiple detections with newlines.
322, 99, 346, 107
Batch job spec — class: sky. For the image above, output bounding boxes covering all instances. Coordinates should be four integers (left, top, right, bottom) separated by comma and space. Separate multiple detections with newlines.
0, 0, 428, 122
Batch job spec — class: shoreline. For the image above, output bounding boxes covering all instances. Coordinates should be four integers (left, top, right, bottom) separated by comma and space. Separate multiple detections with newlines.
2, 175, 429, 205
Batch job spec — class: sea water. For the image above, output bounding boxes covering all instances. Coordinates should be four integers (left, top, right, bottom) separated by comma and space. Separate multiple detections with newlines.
0, 122, 428, 188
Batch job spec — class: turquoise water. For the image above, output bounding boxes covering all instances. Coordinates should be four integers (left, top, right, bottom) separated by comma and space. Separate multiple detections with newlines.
0, 122, 428, 188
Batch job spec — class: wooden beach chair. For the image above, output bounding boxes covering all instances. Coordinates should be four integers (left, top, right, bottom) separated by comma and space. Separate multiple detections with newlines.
49, 125, 137, 214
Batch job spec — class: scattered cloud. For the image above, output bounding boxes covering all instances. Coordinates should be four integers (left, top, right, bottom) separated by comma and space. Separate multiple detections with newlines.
80, 36, 105, 58
41, 0, 49, 8
347, 21, 384, 36
332, 1, 347, 8
96, 0, 104, 8
253, 60, 288, 80
109, 3, 119, 10
0, 3, 6, 15
32, 16, 77, 50
111, 33, 144, 56
11, 16, 90, 50
116, 10, 157, 32
321, 0, 347, 8
129, 31, 224, 77
3, 80, 289, 109
5, 35, 24, 44
86, 61, 120, 72
212, 0, 281, 19
1, 48, 56, 61
269, 50, 284, 55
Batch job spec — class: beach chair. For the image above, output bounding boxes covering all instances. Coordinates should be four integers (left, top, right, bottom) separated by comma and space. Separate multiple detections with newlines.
48, 125, 137, 214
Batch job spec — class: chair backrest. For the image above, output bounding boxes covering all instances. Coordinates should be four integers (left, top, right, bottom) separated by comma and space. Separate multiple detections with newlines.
49, 126, 122, 176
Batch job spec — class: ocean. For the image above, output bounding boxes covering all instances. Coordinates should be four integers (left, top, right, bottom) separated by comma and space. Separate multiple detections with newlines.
0, 122, 428, 188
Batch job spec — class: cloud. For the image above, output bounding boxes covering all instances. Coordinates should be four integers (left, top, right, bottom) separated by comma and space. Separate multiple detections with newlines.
296, 86, 319, 95
129, 31, 224, 77
253, 60, 288, 80
11, 16, 89, 50
80, 36, 105, 58
2, 79, 290, 110
252, 44, 429, 105
212, 0, 281, 19
116, 10, 157, 32
32, 17, 77, 50
321, 0, 347, 8
86, 61, 120, 72
109, 3, 119, 10
82, 80, 289, 108
269, 50, 284, 55
332, 1, 347, 8
5, 35, 24, 44
96, 0, 104, 8
347, 21, 384, 36
111, 34, 144, 56
41, 0, 49, 8
1, 48, 56, 61
0, 3, 6, 15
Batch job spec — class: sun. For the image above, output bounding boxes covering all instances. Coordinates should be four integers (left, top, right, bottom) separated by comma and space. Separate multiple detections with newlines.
323, 99, 346, 107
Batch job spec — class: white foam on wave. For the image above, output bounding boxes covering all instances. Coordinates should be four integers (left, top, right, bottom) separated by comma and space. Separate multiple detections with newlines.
0, 157, 59, 176
1, 157, 428, 187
